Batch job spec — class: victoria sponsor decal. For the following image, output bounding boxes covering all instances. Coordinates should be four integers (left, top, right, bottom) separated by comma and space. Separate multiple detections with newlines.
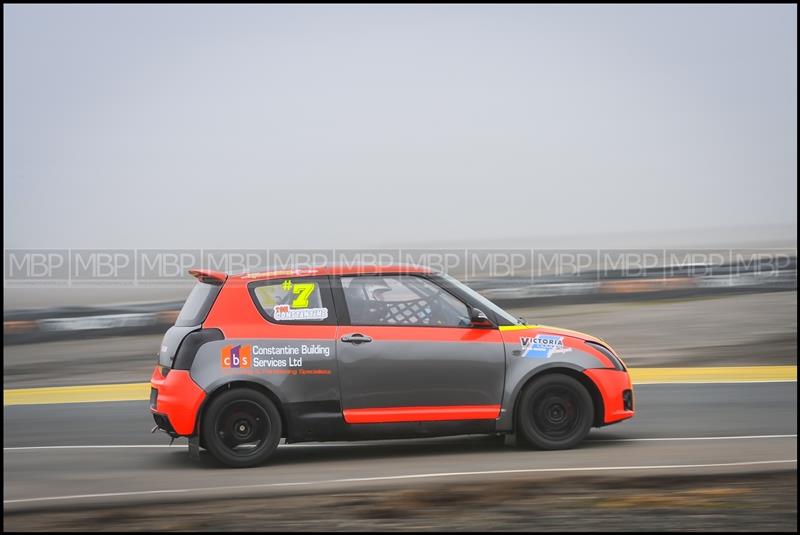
520, 334, 572, 358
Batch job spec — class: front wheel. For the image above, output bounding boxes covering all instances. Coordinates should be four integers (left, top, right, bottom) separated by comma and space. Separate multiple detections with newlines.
201, 388, 282, 468
517, 374, 593, 450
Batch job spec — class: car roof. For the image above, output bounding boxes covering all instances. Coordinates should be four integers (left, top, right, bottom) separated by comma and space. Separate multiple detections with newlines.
217, 264, 435, 283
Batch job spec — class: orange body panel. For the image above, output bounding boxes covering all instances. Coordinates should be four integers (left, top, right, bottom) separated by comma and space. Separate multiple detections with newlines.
337, 325, 504, 343
150, 366, 206, 435
343, 404, 501, 424
583, 368, 634, 424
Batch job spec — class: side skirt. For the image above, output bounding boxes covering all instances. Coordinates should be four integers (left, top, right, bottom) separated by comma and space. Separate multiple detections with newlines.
284, 401, 499, 443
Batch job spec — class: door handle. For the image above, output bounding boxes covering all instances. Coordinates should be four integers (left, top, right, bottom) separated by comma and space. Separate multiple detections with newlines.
341, 333, 373, 344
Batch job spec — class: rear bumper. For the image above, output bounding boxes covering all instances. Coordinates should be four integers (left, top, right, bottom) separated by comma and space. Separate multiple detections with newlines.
149, 366, 206, 436
583, 368, 635, 425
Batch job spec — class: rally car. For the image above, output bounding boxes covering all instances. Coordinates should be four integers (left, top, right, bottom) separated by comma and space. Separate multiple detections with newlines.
150, 265, 633, 467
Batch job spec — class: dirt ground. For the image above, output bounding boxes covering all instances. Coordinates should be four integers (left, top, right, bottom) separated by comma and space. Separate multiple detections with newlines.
4, 471, 796, 532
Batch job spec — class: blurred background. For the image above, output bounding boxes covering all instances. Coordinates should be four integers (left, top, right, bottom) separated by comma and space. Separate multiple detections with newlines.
3, 4, 797, 531
3, 4, 796, 386
3, 4, 797, 251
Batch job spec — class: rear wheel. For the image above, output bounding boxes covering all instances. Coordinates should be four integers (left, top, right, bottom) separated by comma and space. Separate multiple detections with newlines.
201, 388, 282, 468
517, 374, 593, 450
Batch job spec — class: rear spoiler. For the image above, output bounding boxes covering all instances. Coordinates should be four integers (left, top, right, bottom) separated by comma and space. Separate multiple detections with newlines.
188, 268, 227, 285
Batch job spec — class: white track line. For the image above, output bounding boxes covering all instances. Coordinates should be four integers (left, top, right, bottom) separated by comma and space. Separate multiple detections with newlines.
2, 443, 365, 451
1, 442, 378, 451
633, 380, 797, 385
4, 444, 179, 450
4, 459, 796, 505
589, 434, 797, 442
4, 434, 796, 451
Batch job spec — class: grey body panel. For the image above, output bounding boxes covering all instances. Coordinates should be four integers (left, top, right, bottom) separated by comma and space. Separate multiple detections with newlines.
189, 339, 340, 406
158, 325, 200, 367
336, 330, 506, 409
176, 329, 611, 440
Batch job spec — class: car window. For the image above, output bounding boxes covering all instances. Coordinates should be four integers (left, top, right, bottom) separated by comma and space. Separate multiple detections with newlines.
249, 277, 335, 325
340, 275, 470, 327
175, 281, 222, 326
435, 273, 522, 326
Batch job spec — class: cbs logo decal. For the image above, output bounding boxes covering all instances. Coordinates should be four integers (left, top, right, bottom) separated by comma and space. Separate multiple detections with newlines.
220, 344, 251, 368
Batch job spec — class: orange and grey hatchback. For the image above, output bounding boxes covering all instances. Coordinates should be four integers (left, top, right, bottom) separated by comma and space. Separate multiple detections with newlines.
150, 265, 633, 467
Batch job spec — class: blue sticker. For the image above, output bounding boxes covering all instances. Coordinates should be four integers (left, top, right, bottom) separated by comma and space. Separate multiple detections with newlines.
520, 335, 570, 358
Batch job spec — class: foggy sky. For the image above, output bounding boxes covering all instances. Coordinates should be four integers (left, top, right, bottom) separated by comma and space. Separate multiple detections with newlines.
3, 4, 797, 249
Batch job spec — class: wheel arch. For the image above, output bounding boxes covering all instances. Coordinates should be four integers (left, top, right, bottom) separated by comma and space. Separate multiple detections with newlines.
195, 380, 289, 440
511, 366, 605, 430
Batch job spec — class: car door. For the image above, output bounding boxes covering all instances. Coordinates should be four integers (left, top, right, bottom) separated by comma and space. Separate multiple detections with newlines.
333, 274, 506, 423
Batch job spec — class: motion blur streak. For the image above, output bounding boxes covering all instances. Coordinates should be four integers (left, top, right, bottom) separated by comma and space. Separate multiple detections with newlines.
4, 434, 797, 450
4, 366, 796, 406
3, 382, 150, 406
629, 365, 797, 384
4, 459, 797, 506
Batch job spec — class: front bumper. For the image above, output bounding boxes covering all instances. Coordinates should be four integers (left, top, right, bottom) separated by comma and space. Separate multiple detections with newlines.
583, 368, 635, 425
149, 365, 206, 436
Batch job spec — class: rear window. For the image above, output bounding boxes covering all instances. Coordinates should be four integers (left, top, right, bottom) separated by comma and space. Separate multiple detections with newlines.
248, 277, 336, 325
175, 282, 222, 327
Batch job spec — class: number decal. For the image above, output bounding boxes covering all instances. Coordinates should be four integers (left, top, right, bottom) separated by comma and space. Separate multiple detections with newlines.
290, 282, 316, 309
278, 279, 317, 309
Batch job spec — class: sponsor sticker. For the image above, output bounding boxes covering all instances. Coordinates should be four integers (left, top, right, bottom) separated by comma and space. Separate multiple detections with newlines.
520, 335, 572, 358
220, 343, 332, 374
220, 344, 252, 368
253, 279, 330, 322
273, 304, 329, 321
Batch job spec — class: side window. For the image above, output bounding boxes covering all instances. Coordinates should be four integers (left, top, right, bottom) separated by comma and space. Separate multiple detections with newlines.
340, 275, 470, 327
175, 281, 222, 326
249, 277, 336, 325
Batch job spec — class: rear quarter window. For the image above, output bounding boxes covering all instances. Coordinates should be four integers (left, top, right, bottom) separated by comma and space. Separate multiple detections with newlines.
175, 282, 222, 326
248, 277, 336, 325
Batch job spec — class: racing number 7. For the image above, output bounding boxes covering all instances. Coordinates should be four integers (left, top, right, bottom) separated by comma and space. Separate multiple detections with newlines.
290, 282, 315, 309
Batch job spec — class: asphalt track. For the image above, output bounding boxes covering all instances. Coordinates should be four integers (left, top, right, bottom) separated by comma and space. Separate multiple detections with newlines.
3, 382, 796, 512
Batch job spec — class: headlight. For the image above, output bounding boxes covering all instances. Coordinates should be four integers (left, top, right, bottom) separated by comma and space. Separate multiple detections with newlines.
585, 341, 626, 371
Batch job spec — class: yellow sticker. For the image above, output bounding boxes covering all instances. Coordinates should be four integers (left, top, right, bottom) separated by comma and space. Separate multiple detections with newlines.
279, 279, 316, 309
291, 282, 316, 309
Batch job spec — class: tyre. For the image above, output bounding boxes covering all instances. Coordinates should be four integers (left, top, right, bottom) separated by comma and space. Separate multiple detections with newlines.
516, 374, 593, 450
201, 388, 282, 468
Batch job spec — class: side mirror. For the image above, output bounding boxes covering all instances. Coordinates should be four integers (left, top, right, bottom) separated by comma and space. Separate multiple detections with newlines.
469, 307, 492, 327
